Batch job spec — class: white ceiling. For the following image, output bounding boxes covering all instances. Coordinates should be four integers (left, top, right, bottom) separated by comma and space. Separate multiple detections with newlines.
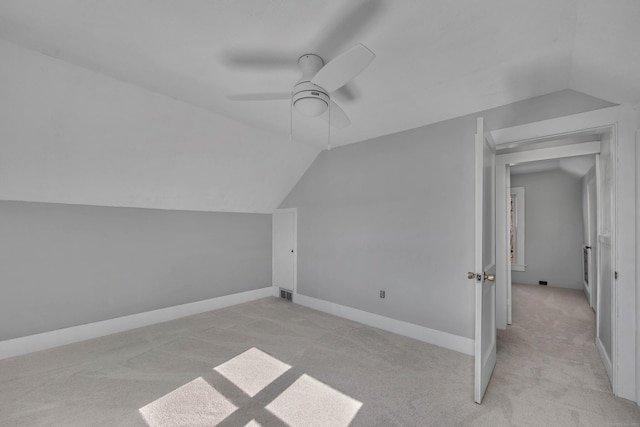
1, 0, 639, 148
510, 155, 595, 178
0, 1, 638, 213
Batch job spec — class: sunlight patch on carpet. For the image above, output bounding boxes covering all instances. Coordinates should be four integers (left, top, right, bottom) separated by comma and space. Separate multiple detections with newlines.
266, 374, 363, 427
214, 347, 291, 397
139, 347, 361, 426
139, 377, 236, 426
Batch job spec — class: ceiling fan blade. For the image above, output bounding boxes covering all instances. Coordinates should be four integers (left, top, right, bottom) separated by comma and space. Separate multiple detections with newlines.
227, 93, 291, 101
222, 51, 296, 70
323, 100, 351, 129
311, 43, 375, 93
334, 83, 359, 101
310, 0, 383, 58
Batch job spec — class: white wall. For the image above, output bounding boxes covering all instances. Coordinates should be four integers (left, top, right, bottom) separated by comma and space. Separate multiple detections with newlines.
510, 170, 584, 289
0, 39, 318, 213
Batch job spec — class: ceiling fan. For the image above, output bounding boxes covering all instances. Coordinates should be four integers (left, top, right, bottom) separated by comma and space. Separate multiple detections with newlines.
227, 44, 375, 130
225, 1, 382, 131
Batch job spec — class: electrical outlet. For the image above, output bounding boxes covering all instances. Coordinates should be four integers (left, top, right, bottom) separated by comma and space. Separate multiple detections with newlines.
379, 290, 386, 299
539, 280, 548, 286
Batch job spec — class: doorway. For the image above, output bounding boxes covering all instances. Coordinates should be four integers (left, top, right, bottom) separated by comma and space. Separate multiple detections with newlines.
508, 155, 597, 299
488, 105, 639, 402
272, 208, 297, 296
494, 130, 616, 390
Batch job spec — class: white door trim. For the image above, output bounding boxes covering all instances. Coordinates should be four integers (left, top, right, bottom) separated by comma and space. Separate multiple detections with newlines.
496, 141, 602, 329
490, 106, 624, 146
636, 126, 640, 405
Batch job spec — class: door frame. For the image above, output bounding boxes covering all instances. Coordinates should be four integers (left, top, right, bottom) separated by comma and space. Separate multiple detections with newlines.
272, 208, 298, 296
496, 141, 602, 327
636, 127, 640, 405
490, 105, 638, 401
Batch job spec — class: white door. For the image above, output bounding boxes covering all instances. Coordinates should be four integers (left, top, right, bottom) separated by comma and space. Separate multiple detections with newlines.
506, 169, 512, 325
471, 117, 497, 404
596, 144, 614, 384
272, 209, 296, 293
584, 172, 597, 310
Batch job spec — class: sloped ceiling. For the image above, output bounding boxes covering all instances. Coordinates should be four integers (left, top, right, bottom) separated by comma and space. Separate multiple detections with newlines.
0, 40, 319, 213
1, 0, 638, 147
0, 0, 638, 212
510, 155, 595, 178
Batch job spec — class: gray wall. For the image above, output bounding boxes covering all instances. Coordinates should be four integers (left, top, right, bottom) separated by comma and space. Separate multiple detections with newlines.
0, 201, 271, 340
281, 119, 476, 339
511, 170, 584, 289
280, 90, 611, 341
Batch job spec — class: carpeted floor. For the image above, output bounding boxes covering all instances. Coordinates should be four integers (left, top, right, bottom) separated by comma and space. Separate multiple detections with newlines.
0, 283, 638, 426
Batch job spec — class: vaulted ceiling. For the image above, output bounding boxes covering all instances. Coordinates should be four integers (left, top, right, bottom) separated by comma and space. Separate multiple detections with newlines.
0, 0, 638, 212
2, 0, 639, 147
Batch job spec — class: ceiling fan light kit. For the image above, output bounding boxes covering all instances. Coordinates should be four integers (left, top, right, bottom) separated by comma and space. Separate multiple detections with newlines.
292, 82, 329, 117
292, 91, 328, 117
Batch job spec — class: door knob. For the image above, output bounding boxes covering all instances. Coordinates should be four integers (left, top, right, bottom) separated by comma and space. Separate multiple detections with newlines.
484, 272, 495, 281
467, 272, 476, 280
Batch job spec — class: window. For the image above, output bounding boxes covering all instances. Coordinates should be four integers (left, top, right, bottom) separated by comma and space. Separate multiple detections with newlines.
510, 187, 525, 271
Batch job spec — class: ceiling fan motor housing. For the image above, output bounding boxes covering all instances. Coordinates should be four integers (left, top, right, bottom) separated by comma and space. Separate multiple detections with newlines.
293, 54, 329, 117
292, 80, 329, 117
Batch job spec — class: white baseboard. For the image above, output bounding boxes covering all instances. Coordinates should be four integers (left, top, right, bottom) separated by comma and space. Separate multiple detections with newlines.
596, 336, 613, 386
294, 293, 474, 356
0, 287, 273, 361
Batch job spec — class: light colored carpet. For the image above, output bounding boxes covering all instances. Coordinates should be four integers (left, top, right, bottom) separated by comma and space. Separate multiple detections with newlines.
0, 284, 638, 426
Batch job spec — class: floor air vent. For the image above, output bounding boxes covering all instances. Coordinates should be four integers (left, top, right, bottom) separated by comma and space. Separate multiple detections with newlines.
280, 289, 293, 302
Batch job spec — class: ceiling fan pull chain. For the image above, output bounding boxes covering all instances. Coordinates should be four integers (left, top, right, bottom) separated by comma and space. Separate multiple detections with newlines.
290, 98, 293, 142
327, 100, 331, 151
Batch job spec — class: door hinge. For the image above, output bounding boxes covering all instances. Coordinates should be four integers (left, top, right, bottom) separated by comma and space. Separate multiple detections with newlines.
614, 271, 618, 280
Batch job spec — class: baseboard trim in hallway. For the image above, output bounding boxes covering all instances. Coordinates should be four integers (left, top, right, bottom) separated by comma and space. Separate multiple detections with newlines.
596, 334, 614, 384
0, 287, 273, 360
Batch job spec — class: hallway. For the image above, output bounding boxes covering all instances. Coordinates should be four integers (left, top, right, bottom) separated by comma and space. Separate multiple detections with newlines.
488, 283, 638, 425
